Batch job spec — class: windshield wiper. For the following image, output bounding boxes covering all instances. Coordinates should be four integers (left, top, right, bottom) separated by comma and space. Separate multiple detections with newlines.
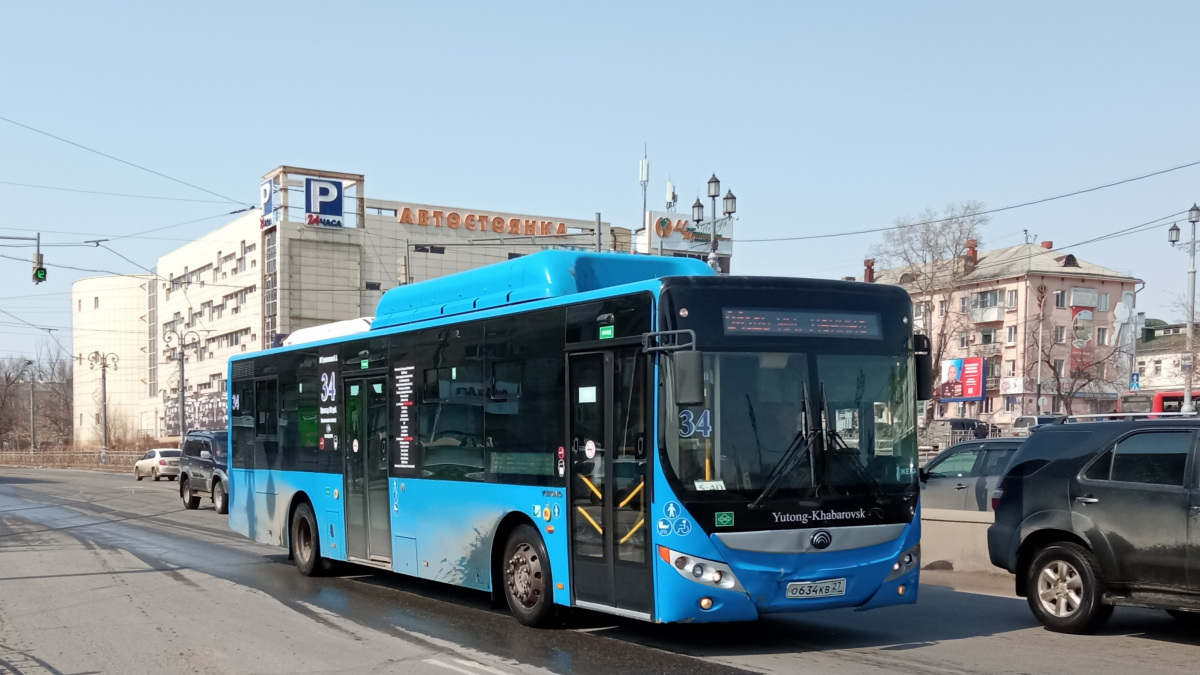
749, 383, 815, 510
819, 385, 886, 502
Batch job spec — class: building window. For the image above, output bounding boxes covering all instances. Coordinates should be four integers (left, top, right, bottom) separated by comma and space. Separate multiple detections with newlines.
1054, 325, 1066, 343
960, 296, 970, 312
981, 328, 996, 344
1005, 396, 1017, 412
914, 303, 924, 319
77, 299, 81, 312
981, 397, 994, 413
1054, 290, 1066, 308
1138, 360, 1146, 376
1095, 362, 1106, 379
1097, 327, 1108, 346
1053, 359, 1064, 376
414, 245, 446, 254
959, 333, 969, 349
974, 290, 1002, 308
1098, 294, 1110, 312
94, 297, 99, 309
1004, 360, 1016, 377
938, 300, 947, 317
1052, 396, 1061, 413
1007, 290, 1018, 308
1154, 360, 1162, 376
1007, 325, 1017, 344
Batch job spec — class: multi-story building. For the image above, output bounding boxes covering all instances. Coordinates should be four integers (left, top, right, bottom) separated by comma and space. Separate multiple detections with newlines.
73, 166, 630, 446
71, 274, 153, 447
1132, 322, 1192, 392
871, 241, 1141, 426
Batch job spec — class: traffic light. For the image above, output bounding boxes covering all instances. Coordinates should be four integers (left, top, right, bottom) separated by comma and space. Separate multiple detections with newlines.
32, 253, 46, 284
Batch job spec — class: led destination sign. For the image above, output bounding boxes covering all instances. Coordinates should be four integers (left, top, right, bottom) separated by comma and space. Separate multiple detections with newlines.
723, 308, 882, 339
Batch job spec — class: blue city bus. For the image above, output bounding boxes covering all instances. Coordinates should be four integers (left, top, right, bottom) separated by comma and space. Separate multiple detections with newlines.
227, 250, 932, 625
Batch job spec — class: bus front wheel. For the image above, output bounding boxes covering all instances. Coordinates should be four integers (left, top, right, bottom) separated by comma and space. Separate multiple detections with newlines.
291, 502, 323, 577
503, 524, 556, 627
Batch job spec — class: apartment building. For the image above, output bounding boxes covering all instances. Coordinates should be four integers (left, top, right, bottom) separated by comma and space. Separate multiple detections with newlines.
872, 241, 1140, 426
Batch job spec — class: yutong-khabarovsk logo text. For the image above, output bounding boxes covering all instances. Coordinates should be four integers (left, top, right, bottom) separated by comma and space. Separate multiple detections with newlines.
771, 508, 868, 525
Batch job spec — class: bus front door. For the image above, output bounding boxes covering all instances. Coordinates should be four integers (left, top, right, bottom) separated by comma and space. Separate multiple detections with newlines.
344, 376, 392, 564
568, 348, 652, 618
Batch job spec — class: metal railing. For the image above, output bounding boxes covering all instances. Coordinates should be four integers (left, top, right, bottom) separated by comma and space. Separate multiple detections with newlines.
0, 450, 141, 471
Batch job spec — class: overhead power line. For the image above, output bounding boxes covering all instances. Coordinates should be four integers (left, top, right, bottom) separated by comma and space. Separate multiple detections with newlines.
736, 158, 1200, 243
0, 180, 232, 204
0, 114, 252, 207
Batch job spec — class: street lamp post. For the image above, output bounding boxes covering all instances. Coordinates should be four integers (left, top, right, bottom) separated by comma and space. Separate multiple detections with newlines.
163, 328, 201, 442
88, 352, 119, 460
20, 360, 35, 456
691, 174, 737, 273
1168, 202, 1200, 414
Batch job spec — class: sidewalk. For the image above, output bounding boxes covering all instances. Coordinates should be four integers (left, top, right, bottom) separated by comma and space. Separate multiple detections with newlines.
921, 569, 1016, 599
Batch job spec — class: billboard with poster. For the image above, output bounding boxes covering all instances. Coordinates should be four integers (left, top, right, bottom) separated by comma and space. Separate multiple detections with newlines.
939, 357, 985, 401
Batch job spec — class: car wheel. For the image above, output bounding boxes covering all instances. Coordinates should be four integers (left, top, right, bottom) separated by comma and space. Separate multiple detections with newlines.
290, 502, 323, 577
180, 477, 200, 510
1167, 610, 1200, 626
167, 476, 176, 481
135, 467, 143, 481
152, 468, 160, 482
213, 480, 228, 515
503, 524, 556, 627
1027, 542, 1113, 634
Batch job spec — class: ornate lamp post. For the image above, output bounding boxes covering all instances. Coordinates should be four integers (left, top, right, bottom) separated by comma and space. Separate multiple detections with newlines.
1168, 203, 1200, 413
163, 328, 201, 441
690, 174, 737, 273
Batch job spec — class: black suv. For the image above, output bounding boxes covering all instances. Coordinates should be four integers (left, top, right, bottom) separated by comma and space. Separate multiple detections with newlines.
988, 419, 1200, 633
179, 429, 230, 514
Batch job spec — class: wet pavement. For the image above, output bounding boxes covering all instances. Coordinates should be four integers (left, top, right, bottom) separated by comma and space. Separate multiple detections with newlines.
1, 467, 1199, 674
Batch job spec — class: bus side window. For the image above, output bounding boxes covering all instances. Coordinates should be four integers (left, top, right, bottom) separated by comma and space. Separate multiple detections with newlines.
231, 379, 255, 470
254, 379, 279, 471
418, 323, 487, 482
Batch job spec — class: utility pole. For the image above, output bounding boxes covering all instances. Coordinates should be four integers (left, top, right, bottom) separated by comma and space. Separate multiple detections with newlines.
88, 352, 119, 461
21, 360, 34, 455
595, 213, 602, 252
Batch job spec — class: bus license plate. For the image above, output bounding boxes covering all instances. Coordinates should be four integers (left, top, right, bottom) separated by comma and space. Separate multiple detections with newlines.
787, 578, 846, 599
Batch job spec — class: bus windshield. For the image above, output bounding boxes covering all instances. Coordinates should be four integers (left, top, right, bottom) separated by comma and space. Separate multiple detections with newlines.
663, 350, 918, 502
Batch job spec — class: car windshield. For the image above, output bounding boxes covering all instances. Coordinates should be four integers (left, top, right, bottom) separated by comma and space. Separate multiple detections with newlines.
663, 351, 918, 501
211, 433, 228, 459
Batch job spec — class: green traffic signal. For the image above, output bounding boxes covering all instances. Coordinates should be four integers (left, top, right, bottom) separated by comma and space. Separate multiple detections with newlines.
33, 267, 46, 283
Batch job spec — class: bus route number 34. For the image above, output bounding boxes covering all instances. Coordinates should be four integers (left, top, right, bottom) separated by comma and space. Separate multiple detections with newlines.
679, 409, 712, 438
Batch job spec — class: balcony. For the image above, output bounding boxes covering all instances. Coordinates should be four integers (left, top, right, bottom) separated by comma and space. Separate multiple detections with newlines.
986, 377, 1000, 390
970, 306, 1005, 323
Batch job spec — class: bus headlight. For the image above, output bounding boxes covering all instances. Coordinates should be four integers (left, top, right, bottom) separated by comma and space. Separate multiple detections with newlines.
658, 546, 744, 592
886, 543, 920, 582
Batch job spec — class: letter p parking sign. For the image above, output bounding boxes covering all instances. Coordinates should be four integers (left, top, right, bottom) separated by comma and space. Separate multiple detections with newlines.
305, 178, 344, 228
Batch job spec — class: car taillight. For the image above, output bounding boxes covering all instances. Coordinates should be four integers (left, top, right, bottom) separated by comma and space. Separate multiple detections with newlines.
991, 487, 1004, 510
159, 459, 167, 466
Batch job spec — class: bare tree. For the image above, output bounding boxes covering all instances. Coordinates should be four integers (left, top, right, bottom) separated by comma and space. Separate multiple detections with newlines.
1028, 310, 1129, 416
0, 357, 35, 448
870, 201, 990, 421
35, 342, 74, 446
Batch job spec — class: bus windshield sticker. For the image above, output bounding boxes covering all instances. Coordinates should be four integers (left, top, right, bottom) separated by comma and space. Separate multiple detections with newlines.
585, 440, 596, 459
679, 409, 712, 438
578, 386, 597, 404
694, 479, 726, 491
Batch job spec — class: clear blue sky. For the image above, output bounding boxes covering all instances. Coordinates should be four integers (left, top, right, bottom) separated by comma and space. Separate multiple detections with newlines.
3, 1, 1200, 360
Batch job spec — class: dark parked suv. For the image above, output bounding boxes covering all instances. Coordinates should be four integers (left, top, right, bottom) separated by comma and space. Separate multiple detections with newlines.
179, 429, 229, 514
988, 418, 1200, 633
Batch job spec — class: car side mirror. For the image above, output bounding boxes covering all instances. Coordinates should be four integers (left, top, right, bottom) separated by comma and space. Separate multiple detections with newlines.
200, 450, 212, 460
918, 467, 930, 483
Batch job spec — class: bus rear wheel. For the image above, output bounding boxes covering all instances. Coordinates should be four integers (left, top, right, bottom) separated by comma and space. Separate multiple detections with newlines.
291, 502, 323, 577
503, 524, 555, 627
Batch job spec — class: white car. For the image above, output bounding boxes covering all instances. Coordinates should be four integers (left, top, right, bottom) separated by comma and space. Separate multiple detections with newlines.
133, 448, 181, 481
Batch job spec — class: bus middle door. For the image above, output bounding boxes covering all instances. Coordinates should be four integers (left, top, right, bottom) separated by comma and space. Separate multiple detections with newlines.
567, 347, 651, 618
343, 376, 392, 564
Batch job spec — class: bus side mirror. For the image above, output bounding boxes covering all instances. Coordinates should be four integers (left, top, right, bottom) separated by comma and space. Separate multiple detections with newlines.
674, 351, 705, 406
914, 334, 933, 401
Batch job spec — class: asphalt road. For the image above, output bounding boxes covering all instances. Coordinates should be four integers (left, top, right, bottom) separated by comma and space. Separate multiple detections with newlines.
1, 467, 1198, 675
